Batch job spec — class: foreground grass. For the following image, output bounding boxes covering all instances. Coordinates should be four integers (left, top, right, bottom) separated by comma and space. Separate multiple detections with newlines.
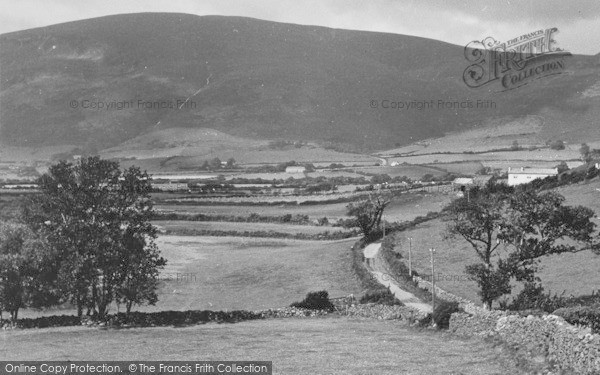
1, 316, 525, 375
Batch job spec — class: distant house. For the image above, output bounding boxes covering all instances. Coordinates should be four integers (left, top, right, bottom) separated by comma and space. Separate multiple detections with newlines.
452, 177, 474, 191
285, 166, 306, 173
507, 167, 558, 186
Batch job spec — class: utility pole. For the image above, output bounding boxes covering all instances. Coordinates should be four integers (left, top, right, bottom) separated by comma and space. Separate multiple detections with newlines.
430, 248, 436, 313
408, 237, 413, 277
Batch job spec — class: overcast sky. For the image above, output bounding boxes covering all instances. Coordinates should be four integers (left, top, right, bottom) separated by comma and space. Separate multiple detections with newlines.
1, 0, 599, 55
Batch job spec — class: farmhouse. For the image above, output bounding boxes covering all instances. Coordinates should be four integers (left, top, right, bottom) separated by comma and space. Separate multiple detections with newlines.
285, 166, 306, 173
507, 167, 558, 186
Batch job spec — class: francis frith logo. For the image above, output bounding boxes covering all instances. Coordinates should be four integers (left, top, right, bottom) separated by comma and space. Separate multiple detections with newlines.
463, 27, 571, 91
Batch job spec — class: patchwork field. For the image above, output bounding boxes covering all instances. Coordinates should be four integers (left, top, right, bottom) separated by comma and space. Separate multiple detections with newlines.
154, 191, 453, 223
0, 317, 527, 374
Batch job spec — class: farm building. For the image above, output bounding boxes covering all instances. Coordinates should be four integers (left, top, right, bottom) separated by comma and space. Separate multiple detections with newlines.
285, 166, 306, 173
507, 167, 558, 186
452, 177, 474, 191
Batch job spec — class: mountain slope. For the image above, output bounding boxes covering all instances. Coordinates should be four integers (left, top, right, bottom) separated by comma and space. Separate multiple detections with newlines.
1, 13, 599, 151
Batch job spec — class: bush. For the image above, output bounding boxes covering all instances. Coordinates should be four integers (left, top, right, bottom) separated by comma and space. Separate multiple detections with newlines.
432, 301, 461, 329
549, 140, 565, 150
553, 305, 600, 334
290, 291, 335, 312
503, 283, 569, 313
359, 289, 403, 306
418, 313, 432, 327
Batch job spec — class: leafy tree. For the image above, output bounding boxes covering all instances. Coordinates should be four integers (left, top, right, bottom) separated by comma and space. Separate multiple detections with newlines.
555, 161, 569, 174
446, 187, 598, 309
0, 222, 58, 322
580, 143, 591, 163
23, 157, 166, 318
346, 193, 390, 239
510, 140, 520, 151
444, 189, 511, 309
208, 157, 222, 170
226, 157, 236, 168
499, 190, 597, 284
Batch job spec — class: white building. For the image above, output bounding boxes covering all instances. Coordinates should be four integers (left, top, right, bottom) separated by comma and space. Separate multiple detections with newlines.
285, 166, 306, 173
507, 167, 558, 186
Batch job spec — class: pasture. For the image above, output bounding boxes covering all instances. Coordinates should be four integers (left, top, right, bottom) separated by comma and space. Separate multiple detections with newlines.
151, 236, 363, 312
557, 178, 600, 217
0, 317, 527, 374
152, 220, 353, 236
15, 236, 362, 318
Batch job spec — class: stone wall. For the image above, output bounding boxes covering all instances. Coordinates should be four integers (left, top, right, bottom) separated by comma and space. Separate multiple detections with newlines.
450, 311, 600, 374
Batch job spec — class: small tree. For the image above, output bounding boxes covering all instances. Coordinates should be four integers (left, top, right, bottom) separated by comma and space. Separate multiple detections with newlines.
580, 143, 591, 163
346, 193, 390, 239
556, 161, 569, 174
510, 140, 520, 151
226, 158, 236, 168
208, 157, 222, 170
0, 222, 58, 322
500, 190, 597, 285
549, 140, 565, 150
444, 189, 511, 309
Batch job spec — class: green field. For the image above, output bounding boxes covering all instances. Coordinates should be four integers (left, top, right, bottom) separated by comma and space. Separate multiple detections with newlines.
17, 235, 363, 318
0, 317, 527, 374
152, 220, 352, 236
390, 218, 600, 306
358, 165, 446, 179
155, 203, 352, 221
557, 179, 600, 217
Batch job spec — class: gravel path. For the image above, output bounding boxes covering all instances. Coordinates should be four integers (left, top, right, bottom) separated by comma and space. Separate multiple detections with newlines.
364, 243, 433, 313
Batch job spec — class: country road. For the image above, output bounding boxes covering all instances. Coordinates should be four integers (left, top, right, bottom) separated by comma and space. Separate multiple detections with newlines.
363, 243, 433, 313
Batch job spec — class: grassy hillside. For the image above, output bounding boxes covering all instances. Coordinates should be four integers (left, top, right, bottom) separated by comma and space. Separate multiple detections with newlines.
1, 13, 599, 154
391, 216, 600, 305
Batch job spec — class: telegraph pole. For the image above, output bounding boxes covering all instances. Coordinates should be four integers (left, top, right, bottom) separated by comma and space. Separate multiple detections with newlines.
430, 248, 436, 313
408, 237, 413, 277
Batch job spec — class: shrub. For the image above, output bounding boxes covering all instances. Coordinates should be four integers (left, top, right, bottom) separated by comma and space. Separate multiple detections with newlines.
549, 140, 565, 150
503, 283, 569, 313
418, 313, 432, 327
359, 289, 403, 306
290, 291, 335, 312
553, 305, 600, 334
432, 301, 461, 329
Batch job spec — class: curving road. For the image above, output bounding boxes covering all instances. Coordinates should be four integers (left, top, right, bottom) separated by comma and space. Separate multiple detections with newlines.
364, 243, 433, 313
